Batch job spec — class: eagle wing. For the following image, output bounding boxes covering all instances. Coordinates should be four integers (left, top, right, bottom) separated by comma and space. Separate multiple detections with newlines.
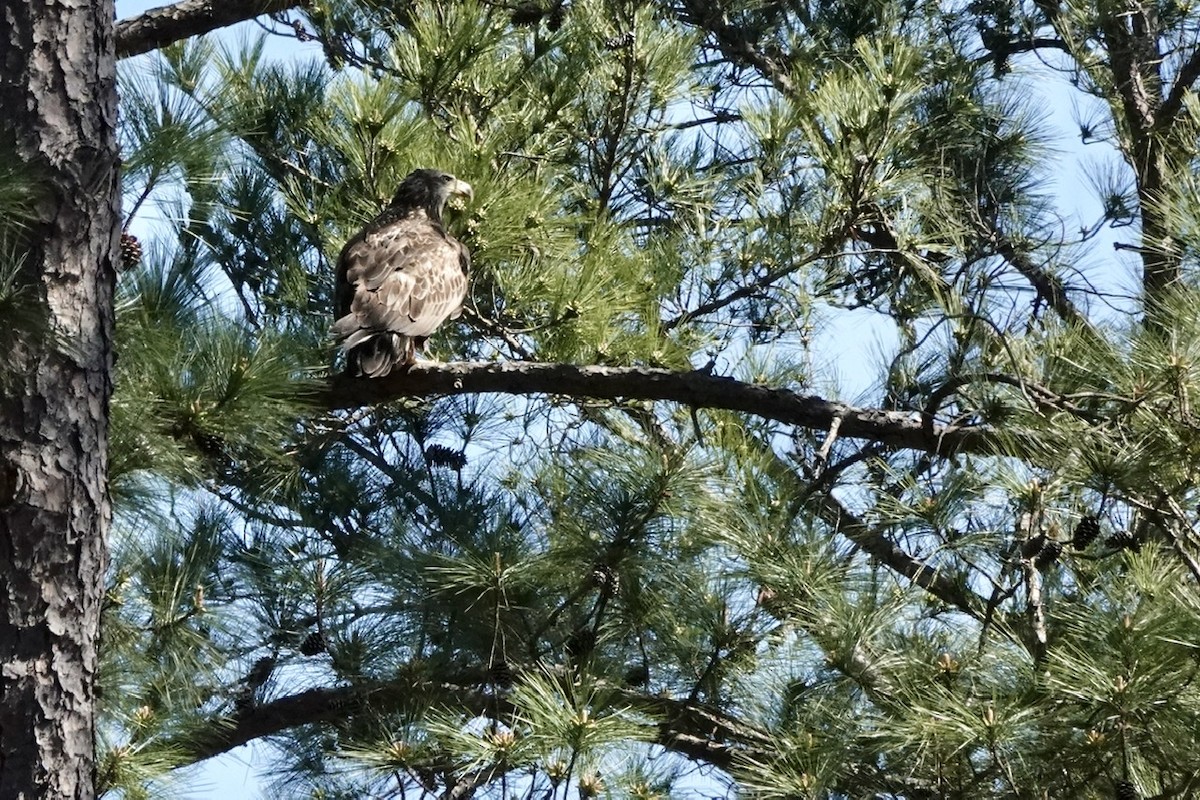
333, 213, 469, 352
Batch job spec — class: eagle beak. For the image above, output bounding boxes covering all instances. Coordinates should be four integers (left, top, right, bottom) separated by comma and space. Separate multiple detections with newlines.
451, 179, 474, 201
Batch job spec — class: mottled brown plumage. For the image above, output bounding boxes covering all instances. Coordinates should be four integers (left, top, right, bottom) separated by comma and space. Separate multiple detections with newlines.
333, 169, 473, 377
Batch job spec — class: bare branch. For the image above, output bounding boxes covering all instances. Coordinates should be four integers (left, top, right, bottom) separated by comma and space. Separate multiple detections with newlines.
813, 494, 986, 618
178, 680, 480, 762
610, 686, 773, 768
313, 361, 1001, 456
981, 223, 1088, 328
1017, 512, 1048, 663
813, 412, 844, 476
672, 0, 796, 96
1158, 46, 1200, 131
116, 0, 301, 59
663, 257, 817, 330
975, 31, 1070, 75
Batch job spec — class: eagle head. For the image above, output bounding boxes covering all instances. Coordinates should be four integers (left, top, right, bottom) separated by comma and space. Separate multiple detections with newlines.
390, 168, 474, 222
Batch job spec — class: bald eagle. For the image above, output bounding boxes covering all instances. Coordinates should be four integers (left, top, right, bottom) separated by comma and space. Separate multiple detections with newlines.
333, 169, 473, 377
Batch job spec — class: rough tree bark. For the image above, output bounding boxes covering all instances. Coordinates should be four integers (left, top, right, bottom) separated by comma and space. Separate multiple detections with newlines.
0, 2, 119, 798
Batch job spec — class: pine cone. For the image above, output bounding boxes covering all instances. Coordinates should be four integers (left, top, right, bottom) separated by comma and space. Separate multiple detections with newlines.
1114, 780, 1139, 800
1106, 531, 1142, 553
489, 658, 514, 688
604, 31, 635, 50
425, 443, 467, 470
1035, 540, 1063, 569
299, 631, 327, 656
623, 664, 649, 686
590, 564, 619, 595
236, 655, 277, 709
565, 628, 596, 660
546, 0, 566, 31
509, 1, 544, 25
119, 232, 142, 271
1073, 515, 1101, 550
1021, 534, 1047, 559
245, 655, 276, 688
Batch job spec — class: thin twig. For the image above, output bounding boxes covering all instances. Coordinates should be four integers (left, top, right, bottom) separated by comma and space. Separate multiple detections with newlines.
813, 412, 844, 477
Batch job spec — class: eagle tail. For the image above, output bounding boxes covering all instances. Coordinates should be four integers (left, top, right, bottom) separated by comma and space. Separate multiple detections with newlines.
350, 333, 412, 378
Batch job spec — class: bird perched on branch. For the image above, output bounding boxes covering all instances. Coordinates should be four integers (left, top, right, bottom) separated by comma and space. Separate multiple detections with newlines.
333, 168, 473, 377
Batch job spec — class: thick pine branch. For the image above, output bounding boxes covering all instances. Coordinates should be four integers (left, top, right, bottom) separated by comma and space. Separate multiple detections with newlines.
1095, 6, 1181, 301
1159, 46, 1200, 131
116, 0, 300, 58
977, 35, 1070, 62
316, 361, 998, 456
181, 680, 490, 762
177, 675, 767, 773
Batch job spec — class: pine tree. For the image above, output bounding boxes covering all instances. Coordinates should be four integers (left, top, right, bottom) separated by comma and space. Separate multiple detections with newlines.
0, 3, 118, 797
6, 0, 1200, 796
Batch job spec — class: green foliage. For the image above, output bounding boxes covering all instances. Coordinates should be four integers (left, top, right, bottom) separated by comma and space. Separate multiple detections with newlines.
102, 0, 1200, 797
112, 252, 316, 498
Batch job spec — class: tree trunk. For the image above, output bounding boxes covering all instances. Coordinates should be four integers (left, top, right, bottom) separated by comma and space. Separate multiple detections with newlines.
0, 2, 119, 798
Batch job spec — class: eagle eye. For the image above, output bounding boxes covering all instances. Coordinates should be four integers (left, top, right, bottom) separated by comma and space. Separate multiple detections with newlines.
441, 174, 453, 182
